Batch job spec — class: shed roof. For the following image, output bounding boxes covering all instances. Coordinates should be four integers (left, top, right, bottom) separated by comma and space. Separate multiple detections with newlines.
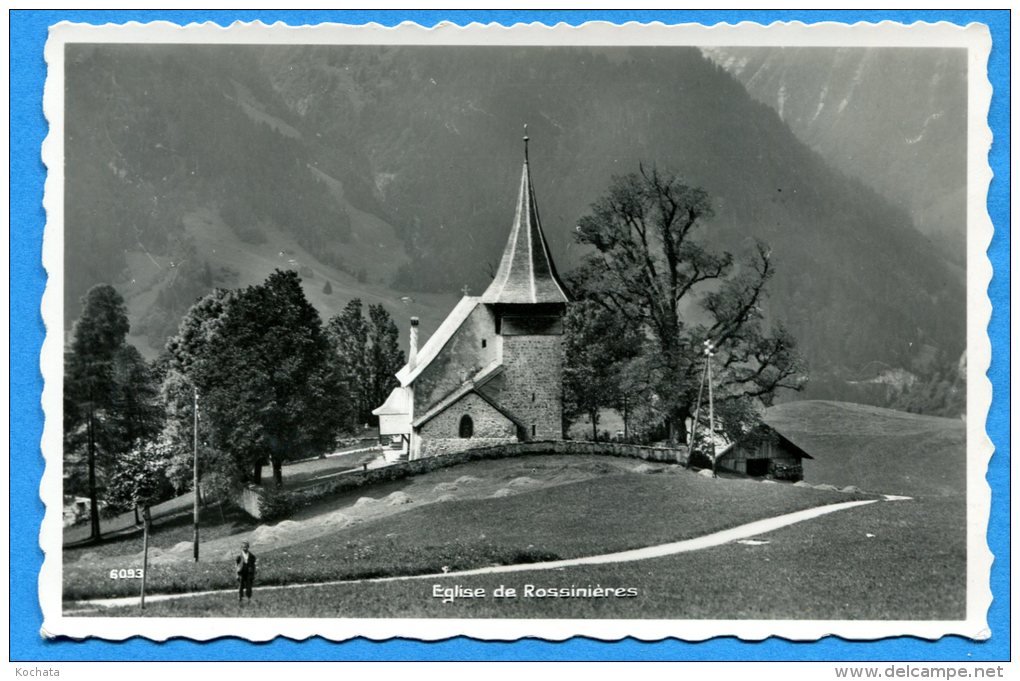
772, 431, 814, 460
717, 422, 815, 460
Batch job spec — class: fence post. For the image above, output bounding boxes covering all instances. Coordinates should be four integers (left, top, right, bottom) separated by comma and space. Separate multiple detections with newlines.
139, 505, 151, 610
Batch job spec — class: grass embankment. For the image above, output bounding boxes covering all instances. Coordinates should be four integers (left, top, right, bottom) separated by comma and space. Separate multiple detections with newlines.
65, 456, 858, 603
65, 506, 257, 563
126, 495, 962, 620
63, 445, 378, 548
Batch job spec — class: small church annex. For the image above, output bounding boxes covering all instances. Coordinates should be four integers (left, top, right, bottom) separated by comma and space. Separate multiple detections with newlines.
373, 134, 570, 460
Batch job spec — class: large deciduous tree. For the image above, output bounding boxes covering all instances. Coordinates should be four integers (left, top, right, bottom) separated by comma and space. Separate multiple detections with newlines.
105, 439, 174, 518
563, 299, 643, 441
166, 270, 347, 489
572, 166, 805, 443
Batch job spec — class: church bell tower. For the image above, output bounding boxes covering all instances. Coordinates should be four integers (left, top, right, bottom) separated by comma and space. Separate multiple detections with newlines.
480, 127, 571, 440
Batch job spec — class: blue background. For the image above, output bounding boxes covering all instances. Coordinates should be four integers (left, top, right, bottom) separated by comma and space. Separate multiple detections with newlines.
10, 9, 1010, 662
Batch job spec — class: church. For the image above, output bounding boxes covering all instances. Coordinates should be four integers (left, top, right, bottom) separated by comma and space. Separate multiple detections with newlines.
373, 133, 570, 459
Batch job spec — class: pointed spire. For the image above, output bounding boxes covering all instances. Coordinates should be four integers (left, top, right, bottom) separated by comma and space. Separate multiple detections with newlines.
480, 131, 570, 305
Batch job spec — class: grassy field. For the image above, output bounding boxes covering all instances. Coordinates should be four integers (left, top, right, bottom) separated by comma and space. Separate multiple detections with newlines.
766, 400, 966, 496
72, 401, 970, 620
64, 457, 858, 603
115, 495, 963, 620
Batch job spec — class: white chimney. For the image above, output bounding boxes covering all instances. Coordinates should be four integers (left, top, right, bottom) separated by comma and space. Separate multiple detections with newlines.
409, 317, 419, 368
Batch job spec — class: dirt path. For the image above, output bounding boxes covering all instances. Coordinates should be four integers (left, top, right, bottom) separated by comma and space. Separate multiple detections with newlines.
70, 498, 879, 612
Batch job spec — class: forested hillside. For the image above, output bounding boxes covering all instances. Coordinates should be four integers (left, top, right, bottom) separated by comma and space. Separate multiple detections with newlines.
64, 45, 966, 407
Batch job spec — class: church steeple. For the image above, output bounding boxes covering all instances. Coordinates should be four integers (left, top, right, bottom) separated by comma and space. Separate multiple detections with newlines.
480, 128, 570, 305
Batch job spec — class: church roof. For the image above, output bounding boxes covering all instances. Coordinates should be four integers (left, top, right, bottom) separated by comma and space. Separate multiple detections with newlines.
396, 296, 479, 387
371, 386, 410, 416
392, 134, 569, 391
480, 148, 570, 305
411, 359, 510, 428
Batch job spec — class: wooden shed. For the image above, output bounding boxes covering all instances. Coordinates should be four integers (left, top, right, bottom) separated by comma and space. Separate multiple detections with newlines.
716, 424, 813, 481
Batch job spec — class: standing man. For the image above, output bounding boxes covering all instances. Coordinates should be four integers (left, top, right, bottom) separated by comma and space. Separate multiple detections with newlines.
235, 540, 257, 605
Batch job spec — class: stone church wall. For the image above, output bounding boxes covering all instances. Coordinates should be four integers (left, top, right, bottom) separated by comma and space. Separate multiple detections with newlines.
500, 334, 564, 440
417, 391, 517, 458
413, 305, 500, 414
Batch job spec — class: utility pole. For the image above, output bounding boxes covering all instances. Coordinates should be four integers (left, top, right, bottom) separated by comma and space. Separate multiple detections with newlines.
687, 361, 708, 469
140, 505, 151, 610
704, 339, 717, 478
193, 387, 200, 562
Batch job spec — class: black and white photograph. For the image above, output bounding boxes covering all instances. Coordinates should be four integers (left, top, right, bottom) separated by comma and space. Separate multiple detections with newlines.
41, 20, 993, 642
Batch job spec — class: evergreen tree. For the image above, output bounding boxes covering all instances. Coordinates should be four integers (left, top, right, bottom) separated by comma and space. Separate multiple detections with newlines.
64, 284, 130, 540
110, 345, 163, 449
367, 303, 405, 423
325, 299, 371, 429
324, 300, 405, 431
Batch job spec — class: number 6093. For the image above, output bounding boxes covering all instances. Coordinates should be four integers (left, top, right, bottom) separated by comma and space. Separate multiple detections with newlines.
108, 568, 144, 579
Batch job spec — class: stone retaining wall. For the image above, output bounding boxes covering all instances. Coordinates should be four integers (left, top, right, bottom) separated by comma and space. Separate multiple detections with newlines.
239, 440, 688, 518
238, 486, 262, 518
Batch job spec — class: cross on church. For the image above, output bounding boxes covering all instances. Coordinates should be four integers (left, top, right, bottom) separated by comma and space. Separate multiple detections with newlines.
461, 284, 471, 296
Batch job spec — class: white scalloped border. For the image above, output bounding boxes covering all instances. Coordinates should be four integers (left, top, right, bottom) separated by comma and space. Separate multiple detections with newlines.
39, 17, 995, 644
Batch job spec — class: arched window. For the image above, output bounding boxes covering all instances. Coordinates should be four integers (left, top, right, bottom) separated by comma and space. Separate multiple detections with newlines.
459, 414, 474, 438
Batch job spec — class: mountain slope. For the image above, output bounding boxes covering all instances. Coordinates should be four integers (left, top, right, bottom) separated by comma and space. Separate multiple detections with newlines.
64, 45, 457, 355
64, 45, 966, 395
702, 46, 967, 261
260, 45, 965, 372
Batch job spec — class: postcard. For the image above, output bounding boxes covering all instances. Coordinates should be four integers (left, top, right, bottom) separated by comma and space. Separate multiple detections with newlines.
41, 18, 993, 642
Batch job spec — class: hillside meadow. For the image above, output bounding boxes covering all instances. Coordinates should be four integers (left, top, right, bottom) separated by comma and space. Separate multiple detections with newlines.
766, 400, 966, 497
117, 496, 962, 620
73, 401, 969, 619
65, 455, 859, 603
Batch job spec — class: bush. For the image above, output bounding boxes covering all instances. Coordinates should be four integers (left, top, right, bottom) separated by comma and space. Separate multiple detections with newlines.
257, 487, 294, 522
